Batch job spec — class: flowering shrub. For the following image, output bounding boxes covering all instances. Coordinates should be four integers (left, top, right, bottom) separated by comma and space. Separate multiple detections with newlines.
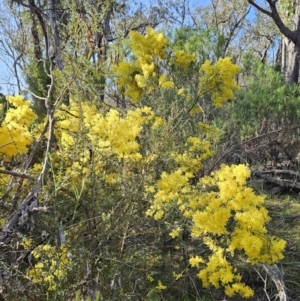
0, 27, 285, 300
0, 96, 37, 159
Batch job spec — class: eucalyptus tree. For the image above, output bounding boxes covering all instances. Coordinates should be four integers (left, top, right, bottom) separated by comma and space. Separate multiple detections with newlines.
248, 0, 300, 85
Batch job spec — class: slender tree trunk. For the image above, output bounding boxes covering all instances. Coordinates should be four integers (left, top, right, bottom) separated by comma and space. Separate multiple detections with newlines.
279, 2, 300, 85
30, 12, 42, 62
49, 0, 63, 70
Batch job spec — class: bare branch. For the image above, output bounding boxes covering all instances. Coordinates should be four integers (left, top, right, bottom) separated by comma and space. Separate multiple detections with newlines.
248, 0, 297, 43
0, 169, 36, 180
223, 6, 251, 55
258, 169, 300, 177
247, 0, 272, 16
32, 3, 49, 59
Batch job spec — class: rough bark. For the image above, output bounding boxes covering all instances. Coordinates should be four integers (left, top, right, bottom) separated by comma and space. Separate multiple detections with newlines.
279, 1, 300, 85
15, 0, 49, 59
49, 0, 63, 70
29, 11, 42, 62
262, 264, 287, 301
280, 36, 299, 84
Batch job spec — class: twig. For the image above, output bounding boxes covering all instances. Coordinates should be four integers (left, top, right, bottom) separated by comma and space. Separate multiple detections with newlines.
0, 169, 35, 181
119, 205, 133, 256
253, 265, 272, 301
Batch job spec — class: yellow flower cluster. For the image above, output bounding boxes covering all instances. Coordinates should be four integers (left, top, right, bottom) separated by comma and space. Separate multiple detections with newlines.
199, 57, 240, 107
148, 162, 286, 297
130, 27, 168, 62
152, 117, 164, 130
115, 28, 240, 107
27, 244, 71, 291
114, 61, 143, 103
51, 100, 156, 188
0, 96, 37, 159
191, 238, 254, 297
155, 280, 167, 290
169, 228, 180, 238
158, 74, 174, 89
20, 238, 33, 249
172, 50, 195, 69
104, 172, 119, 184
114, 27, 168, 102
116, 27, 221, 104
189, 255, 204, 268
172, 136, 214, 173
192, 165, 285, 296
190, 165, 285, 262
146, 134, 215, 220
87, 106, 154, 161
57, 101, 154, 158
173, 271, 183, 280
146, 168, 190, 220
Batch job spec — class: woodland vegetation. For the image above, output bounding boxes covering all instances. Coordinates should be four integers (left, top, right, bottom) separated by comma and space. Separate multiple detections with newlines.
0, 0, 300, 300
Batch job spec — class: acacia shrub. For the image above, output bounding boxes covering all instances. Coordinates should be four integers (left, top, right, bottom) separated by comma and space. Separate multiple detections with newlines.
0, 28, 286, 300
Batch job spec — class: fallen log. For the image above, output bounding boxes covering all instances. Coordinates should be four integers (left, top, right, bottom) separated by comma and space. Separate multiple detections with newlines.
252, 170, 300, 190
258, 169, 300, 177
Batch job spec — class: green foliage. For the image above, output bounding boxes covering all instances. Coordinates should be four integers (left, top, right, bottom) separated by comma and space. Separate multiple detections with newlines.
222, 59, 300, 140
24, 59, 52, 117
170, 26, 227, 64
0, 92, 8, 123
278, 0, 296, 26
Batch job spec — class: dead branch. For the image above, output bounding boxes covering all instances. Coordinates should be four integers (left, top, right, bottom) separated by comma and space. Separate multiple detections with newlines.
259, 169, 300, 177
262, 264, 287, 301
0, 169, 35, 181
252, 170, 300, 190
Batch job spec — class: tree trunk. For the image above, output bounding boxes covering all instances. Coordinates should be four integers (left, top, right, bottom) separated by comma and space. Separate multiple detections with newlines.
49, 0, 63, 70
280, 36, 300, 85
279, 1, 300, 85
248, 0, 300, 85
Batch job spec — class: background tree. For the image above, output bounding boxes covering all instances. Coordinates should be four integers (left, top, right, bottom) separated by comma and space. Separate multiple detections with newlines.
248, 0, 300, 84
190, 0, 279, 64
